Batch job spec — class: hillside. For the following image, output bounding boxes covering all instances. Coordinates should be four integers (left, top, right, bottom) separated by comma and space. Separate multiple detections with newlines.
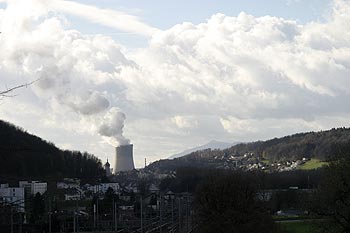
0, 120, 104, 180
226, 128, 350, 161
148, 128, 350, 172
168, 140, 238, 159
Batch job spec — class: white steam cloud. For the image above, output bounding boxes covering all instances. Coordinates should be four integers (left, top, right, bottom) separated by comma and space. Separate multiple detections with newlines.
64, 90, 110, 115
99, 108, 130, 146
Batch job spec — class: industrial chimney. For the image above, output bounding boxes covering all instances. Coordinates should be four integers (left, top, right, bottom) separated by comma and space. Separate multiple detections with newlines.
115, 144, 135, 173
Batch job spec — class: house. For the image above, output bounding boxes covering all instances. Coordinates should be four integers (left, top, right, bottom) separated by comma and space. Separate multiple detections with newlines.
0, 184, 25, 212
57, 178, 80, 189
143, 193, 158, 210
83, 183, 120, 194
97, 183, 120, 193
19, 181, 47, 196
119, 193, 132, 202
64, 188, 81, 201
164, 191, 175, 200
149, 184, 160, 193
124, 183, 138, 193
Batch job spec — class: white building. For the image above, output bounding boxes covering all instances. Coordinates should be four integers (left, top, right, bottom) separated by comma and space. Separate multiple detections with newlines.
57, 178, 80, 190
125, 183, 138, 193
97, 183, 120, 193
33, 182, 47, 195
0, 183, 9, 188
85, 183, 120, 194
57, 182, 80, 189
0, 184, 25, 212
19, 181, 47, 196
149, 184, 160, 193
64, 189, 81, 201
102, 183, 119, 193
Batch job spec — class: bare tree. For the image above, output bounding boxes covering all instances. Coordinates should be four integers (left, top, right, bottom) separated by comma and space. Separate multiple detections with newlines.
0, 79, 38, 98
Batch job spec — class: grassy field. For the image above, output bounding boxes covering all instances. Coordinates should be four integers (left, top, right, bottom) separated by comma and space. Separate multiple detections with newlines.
277, 221, 319, 233
298, 159, 328, 170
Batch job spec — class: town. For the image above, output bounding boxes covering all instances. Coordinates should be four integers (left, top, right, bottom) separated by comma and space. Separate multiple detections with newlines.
0, 170, 194, 233
0, 153, 324, 233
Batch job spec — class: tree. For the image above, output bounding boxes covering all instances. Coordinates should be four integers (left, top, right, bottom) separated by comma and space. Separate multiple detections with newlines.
0, 80, 37, 98
0, 120, 105, 179
314, 156, 350, 233
137, 178, 150, 196
194, 172, 275, 233
29, 193, 46, 224
98, 187, 118, 217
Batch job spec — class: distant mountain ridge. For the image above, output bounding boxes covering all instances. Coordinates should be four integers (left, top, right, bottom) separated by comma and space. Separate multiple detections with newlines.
0, 120, 104, 180
168, 140, 238, 159
147, 127, 350, 172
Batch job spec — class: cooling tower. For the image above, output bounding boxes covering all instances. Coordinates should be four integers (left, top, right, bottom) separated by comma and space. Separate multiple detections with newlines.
115, 144, 135, 173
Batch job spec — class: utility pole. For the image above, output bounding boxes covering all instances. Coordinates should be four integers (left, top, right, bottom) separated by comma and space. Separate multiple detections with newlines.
96, 198, 99, 230
140, 196, 143, 233
159, 194, 162, 233
49, 199, 52, 233
112, 199, 115, 232
171, 197, 174, 224
178, 198, 181, 233
76, 200, 79, 233
186, 194, 189, 233
19, 212, 22, 233
114, 201, 118, 232
93, 203, 96, 229
10, 206, 13, 233
73, 210, 76, 233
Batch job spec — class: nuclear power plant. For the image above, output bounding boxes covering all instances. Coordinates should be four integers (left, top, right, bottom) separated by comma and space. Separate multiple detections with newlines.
115, 144, 135, 173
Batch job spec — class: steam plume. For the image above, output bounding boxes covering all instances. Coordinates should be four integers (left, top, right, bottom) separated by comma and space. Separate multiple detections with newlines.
99, 107, 130, 146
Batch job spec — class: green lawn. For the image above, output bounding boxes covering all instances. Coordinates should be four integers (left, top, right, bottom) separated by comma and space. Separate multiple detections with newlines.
298, 159, 328, 170
277, 221, 319, 233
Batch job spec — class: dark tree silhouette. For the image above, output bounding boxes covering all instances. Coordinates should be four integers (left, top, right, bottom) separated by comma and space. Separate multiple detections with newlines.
194, 172, 274, 233
29, 193, 46, 224
314, 156, 350, 233
99, 187, 118, 217
0, 120, 104, 179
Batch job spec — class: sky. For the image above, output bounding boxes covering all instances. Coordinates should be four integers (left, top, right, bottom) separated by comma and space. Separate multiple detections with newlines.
1, 0, 350, 169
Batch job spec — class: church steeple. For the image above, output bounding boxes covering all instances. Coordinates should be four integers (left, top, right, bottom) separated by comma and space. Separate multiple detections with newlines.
104, 159, 111, 176
105, 158, 110, 167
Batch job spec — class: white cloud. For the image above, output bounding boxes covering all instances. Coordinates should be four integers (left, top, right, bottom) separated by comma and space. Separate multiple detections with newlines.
50, 0, 159, 37
0, 0, 158, 36
171, 116, 198, 129
1, 0, 350, 167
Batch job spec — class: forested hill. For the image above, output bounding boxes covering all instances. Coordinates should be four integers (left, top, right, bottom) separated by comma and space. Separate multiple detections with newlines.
147, 128, 350, 171
0, 120, 104, 180
227, 127, 350, 161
